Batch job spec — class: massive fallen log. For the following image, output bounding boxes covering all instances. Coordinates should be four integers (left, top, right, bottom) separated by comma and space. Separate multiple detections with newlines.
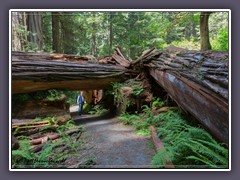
12, 51, 134, 94
137, 47, 229, 144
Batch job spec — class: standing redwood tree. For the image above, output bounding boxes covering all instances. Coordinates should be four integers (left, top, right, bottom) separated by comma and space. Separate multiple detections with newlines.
26, 12, 44, 50
52, 12, 60, 53
91, 12, 97, 57
12, 12, 27, 51
109, 13, 113, 54
200, 12, 212, 50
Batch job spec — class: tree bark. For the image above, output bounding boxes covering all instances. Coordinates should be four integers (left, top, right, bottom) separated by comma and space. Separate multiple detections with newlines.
52, 12, 60, 53
109, 13, 113, 54
200, 12, 212, 50
92, 13, 97, 57
135, 47, 229, 144
12, 51, 134, 94
11, 12, 27, 51
26, 12, 44, 50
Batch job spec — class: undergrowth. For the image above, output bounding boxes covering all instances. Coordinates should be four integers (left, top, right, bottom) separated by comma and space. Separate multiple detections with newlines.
118, 97, 228, 169
12, 117, 84, 168
88, 104, 107, 115
111, 80, 144, 113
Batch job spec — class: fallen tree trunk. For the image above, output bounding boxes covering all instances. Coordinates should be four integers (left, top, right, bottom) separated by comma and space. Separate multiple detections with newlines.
138, 47, 229, 144
12, 51, 135, 94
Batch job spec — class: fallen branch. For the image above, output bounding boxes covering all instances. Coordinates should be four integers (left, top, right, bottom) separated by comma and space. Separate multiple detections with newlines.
29, 127, 83, 145
150, 126, 175, 168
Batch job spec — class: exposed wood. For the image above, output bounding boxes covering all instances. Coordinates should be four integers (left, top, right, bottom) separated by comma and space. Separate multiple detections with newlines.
30, 133, 59, 145
29, 128, 82, 145
130, 47, 156, 66
137, 48, 228, 144
31, 143, 45, 153
12, 121, 49, 128
30, 128, 82, 152
14, 123, 57, 130
150, 126, 175, 168
16, 128, 40, 136
115, 47, 128, 61
12, 51, 135, 94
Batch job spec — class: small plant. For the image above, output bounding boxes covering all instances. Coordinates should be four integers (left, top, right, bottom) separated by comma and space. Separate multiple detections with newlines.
152, 98, 165, 109
88, 105, 107, 115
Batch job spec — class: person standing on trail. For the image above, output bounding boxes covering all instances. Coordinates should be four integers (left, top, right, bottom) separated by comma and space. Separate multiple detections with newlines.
77, 91, 85, 116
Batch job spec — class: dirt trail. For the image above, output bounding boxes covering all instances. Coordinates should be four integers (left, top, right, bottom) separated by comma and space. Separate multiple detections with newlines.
72, 112, 155, 168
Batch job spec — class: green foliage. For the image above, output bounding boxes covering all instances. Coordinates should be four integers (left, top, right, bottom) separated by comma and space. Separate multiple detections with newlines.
211, 28, 228, 50
151, 148, 175, 168
118, 112, 150, 136
112, 82, 130, 113
118, 112, 141, 125
12, 118, 84, 168
12, 90, 79, 106
88, 105, 107, 115
152, 98, 165, 109
151, 110, 228, 168
15, 11, 228, 58
56, 120, 75, 132
130, 80, 144, 96
166, 37, 200, 50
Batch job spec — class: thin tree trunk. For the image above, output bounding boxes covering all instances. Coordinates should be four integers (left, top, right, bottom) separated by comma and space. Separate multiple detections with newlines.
52, 12, 60, 53
191, 13, 197, 41
109, 13, 113, 54
200, 12, 212, 50
92, 13, 97, 57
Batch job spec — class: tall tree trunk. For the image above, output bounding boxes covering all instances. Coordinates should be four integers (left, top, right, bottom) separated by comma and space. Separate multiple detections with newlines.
200, 12, 212, 50
128, 12, 137, 59
60, 12, 73, 54
92, 13, 97, 57
12, 12, 27, 51
26, 12, 44, 51
52, 12, 60, 53
109, 13, 113, 54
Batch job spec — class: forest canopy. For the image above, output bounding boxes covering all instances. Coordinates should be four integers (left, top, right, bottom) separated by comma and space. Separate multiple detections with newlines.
12, 11, 229, 59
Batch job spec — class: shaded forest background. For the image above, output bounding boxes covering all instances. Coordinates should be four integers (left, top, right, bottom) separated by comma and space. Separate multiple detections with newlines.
12, 11, 229, 59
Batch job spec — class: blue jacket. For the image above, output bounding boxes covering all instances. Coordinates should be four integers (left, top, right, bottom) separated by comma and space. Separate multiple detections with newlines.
77, 95, 85, 105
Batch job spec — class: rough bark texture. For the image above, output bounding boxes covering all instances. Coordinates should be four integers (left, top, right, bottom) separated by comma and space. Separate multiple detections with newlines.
12, 12, 27, 51
26, 12, 44, 50
200, 12, 212, 50
12, 51, 134, 94
52, 12, 60, 53
135, 47, 229, 144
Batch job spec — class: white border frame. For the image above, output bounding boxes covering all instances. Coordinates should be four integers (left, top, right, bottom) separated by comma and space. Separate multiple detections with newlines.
9, 9, 231, 172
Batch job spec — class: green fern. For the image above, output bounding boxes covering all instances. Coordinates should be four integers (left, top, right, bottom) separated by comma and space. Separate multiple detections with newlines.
150, 110, 228, 168
151, 148, 175, 168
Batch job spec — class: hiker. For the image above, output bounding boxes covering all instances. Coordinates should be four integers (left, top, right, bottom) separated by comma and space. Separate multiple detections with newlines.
77, 91, 85, 116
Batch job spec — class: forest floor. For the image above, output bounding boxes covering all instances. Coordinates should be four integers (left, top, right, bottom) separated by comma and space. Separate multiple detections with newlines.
68, 106, 155, 168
